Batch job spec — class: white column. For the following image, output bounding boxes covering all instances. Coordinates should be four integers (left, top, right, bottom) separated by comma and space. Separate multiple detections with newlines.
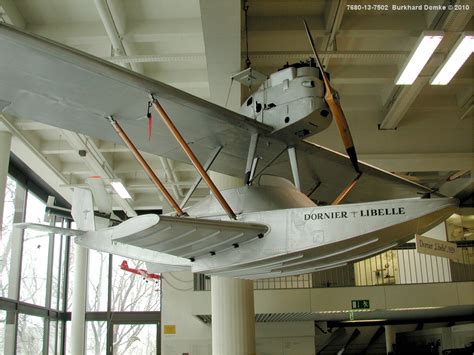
211, 276, 255, 355
209, 172, 255, 355
0, 130, 12, 229
385, 325, 396, 354
70, 245, 89, 355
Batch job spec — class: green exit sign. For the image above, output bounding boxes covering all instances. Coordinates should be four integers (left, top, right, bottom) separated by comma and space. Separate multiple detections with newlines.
352, 300, 370, 309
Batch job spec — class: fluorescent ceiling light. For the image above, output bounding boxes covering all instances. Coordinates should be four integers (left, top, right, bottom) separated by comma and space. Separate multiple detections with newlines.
396, 31, 444, 85
110, 181, 132, 199
431, 32, 474, 85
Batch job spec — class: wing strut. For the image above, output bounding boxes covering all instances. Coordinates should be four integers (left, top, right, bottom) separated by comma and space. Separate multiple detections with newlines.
245, 133, 259, 185
180, 145, 223, 209
331, 173, 362, 205
287, 147, 301, 191
107, 116, 186, 216
150, 97, 237, 220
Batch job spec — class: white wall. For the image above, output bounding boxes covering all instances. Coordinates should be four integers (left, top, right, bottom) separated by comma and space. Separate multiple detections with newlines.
161, 271, 212, 355
161, 273, 316, 355
256, 322, 315, 355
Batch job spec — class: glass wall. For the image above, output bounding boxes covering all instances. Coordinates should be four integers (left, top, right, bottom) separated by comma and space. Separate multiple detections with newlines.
0, 173, 161, 354
86, 321, 107, 355
20, 192, 49, 306
16, 314, 44, 354
111, 256, 161, 312
112, 323, 157, 354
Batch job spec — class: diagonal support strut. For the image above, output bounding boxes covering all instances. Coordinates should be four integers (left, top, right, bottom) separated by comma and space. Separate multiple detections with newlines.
107, 115, 185, 216
150, 96, 237, 220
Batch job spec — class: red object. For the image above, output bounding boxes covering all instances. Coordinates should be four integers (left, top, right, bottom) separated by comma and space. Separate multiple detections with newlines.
120, 260, 161, 281
148, 113, 153, 141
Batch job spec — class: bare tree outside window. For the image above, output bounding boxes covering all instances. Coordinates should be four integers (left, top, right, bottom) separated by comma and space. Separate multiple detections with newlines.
84, 253, 160, 354
0, 177, 17, 298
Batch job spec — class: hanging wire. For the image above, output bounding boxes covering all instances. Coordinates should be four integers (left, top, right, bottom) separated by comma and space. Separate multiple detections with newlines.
244, 0, 251, 68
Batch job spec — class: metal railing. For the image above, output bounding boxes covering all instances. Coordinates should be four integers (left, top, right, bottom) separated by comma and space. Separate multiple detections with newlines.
194, 243, 474, 291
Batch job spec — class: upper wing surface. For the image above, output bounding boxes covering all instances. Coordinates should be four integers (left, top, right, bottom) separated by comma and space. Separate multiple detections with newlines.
0, 24, 434, 204
0, 23, 271, 170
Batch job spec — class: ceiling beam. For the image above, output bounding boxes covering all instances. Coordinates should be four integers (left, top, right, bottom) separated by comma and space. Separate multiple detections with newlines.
379, 77, 429, 130
61, 130, 137, 217
27, 19, 203, 46
104, 53, 206, 64
0, 0, 25, 28
102, 51, 413, 65
125, 19, 203, 43
0, 113, 72, 202
247, 15, 423, 37
321, 0, 347, 68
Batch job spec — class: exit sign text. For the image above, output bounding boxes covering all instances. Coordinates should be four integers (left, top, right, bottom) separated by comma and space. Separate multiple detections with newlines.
352, 300, 370, 309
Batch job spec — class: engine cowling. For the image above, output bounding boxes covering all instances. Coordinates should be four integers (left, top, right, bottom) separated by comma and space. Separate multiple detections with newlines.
239, 64, 332, 143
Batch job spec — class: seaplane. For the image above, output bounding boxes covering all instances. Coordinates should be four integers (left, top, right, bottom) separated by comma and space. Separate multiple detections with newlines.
1, 21, 457, 279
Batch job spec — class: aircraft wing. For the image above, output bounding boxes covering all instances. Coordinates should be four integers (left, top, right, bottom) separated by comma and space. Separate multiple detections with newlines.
257, 140, 437, 204
0, 24, 434, 204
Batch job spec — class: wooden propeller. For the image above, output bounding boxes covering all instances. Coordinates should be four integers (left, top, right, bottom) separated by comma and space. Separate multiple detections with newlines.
303, 20, 360, 173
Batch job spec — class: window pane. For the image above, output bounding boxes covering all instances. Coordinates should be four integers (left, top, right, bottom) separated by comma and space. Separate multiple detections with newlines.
0, 309, 5, 351
49, 319, 59, 355
51, 218, 67, 311
87, 250, 109, 311
16, 314, 44, 354
86, 321, 107, 355
111, 257, 161, 312
1, 310, 16, 354
20, 192, 49, 306
65, 320, 72, 355
113, 324, 157, 355
1, 177, 25, 299
67, 236, 75, 311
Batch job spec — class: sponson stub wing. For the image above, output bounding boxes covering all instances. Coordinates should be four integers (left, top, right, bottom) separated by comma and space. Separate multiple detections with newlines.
98, 214, 268, 260
0, 23, 436, 204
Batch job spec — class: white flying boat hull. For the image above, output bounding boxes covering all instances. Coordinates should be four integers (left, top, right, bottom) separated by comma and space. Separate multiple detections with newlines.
63, 196, 456, 278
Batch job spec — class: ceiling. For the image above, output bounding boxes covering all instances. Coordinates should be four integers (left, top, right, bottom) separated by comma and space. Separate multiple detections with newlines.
0, 0, 472, 212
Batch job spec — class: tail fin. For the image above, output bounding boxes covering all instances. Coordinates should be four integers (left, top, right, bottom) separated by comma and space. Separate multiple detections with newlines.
71, 188, 96, 231
120, 260, 129, 269
86, 177, 112, 215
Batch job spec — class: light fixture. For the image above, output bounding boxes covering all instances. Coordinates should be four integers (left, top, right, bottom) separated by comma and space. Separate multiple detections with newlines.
431, 32, 474, 85
396, 31, 444, 85
110, 180, 132, 199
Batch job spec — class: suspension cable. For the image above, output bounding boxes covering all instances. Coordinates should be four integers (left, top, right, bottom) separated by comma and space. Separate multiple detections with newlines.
244, 0, 251, 68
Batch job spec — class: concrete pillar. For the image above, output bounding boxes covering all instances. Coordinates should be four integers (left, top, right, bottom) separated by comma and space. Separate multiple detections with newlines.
211, 276, 256, 355
209, 172, 255, 355
385, 325, 396, 354
70, 245, 89, 355
0, 130, 12, 230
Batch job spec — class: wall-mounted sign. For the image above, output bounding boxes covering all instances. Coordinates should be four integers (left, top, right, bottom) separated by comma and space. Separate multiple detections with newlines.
352, 300, 370, 309
163, 325, 176, 334
415, 234, 461, 261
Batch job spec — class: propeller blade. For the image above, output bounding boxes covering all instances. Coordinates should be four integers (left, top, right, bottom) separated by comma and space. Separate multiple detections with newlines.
303, 20, 360, 173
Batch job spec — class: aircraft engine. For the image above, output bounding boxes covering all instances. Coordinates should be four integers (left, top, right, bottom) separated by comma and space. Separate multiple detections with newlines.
239, 61, 333, 142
